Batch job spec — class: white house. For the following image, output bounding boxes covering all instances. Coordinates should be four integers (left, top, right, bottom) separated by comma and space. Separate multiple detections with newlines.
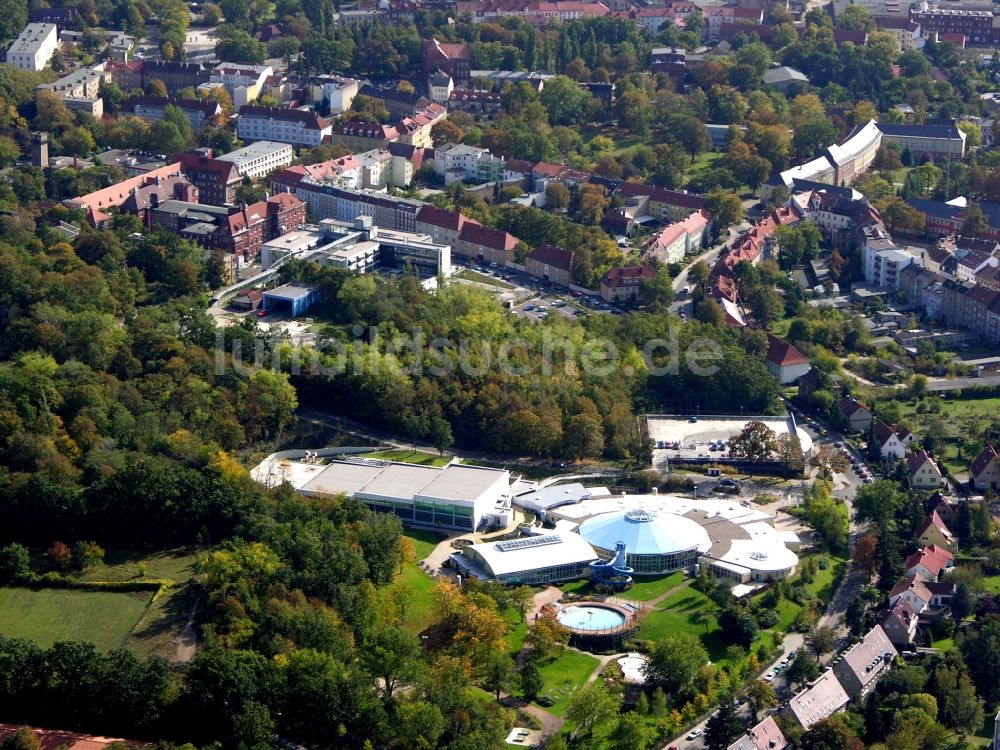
872, 420, 907, 460
765, 334, 811, 385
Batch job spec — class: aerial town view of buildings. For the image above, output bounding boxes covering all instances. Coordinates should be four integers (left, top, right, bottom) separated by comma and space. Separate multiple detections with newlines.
0, 0, 999, 748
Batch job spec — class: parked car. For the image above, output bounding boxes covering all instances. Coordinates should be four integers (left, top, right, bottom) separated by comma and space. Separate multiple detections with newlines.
764, 670, 777, 681
686, 730, 703, 740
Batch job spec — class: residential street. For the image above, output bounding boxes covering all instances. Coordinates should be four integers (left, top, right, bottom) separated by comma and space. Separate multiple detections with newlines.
660, 418, 864, 750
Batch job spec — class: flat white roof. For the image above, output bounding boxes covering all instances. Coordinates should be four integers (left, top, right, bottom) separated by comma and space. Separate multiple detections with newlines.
356, 463, 442, 502
218, 140, 292, 165
301, 461, 383, 496
826, 120, 881, 167
466, 533, 597, 577
281, 458, 511, 507
716, 538, 799, 573
416, 464, 509, 503
549, 494, 774, 525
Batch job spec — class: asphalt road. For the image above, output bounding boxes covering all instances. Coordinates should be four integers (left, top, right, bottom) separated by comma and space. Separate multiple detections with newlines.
661, 415, 867, 750
670, 222, 752, 317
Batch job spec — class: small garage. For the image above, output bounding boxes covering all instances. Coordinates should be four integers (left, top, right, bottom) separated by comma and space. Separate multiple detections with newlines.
231, 289, 264, 311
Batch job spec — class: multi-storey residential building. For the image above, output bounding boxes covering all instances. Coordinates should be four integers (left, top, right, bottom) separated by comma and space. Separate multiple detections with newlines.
210, 63, 273, 106
647, 188, 707, 223
176, 149, 244, 206
642, 210, 710, 265
456, 223, 519, 265
36, 66, 110, 116
330, 121, 400, 152
237, 107, 332, 148
138, 60, 210, 91
875, 16, 924, 50
356, 150, 392, 189
864, 223, 915, 288
447, 89, 503, 114
435, 143, 504, 184
785, 671, 850, 730
387, 142, 427, 188
121, 95, 222, 130
705, 6, 764, 39
600, 266, 655, 304
6, 23, 58, 71
878, 122, 966, 160
525, 244, 575, 286
830, 626, 896, 698
217, 141, 294, 180
422, 38, 472, 86
394, 103, 447, 149
307, 75, 359, 115
910, 2, 993, 45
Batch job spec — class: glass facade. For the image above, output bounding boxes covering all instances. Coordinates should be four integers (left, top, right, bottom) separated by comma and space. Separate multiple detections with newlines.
496, 561, 590, 585
365, 498, 473, 530
592, 545, 699, 575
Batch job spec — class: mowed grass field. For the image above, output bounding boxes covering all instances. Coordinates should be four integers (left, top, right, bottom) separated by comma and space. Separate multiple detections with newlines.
0, 587, 153, 652
381, 529, 446, 635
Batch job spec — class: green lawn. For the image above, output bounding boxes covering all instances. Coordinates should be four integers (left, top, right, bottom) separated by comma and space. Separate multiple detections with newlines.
360, 449, 452, 467
931, 636, 954, 651
381, 531, 446, 635
772, 598, 803, 631
979, 574, 1000, 594
533, 648, 600, 717
455, 269, 515, 289
636, 606, 718, 643
899, 396, 1000, 421
626, 571, 686, 602
0, 587, 153, 652
77, 547, 202, 661
804, 557, 845, 606
657, 582, 716, 612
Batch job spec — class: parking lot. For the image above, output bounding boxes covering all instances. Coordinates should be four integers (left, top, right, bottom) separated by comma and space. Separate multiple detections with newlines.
648, 415, 812, 464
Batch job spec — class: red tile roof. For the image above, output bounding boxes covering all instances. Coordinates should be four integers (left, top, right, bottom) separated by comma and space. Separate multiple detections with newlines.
602, 265, 655, 288
765, 334, 808, 367
889, 573, 933, 603
416, 204, 479, 231
527, 243, 574, 272
0, 724, 148, 750
459, 222, 519, 251
904, 544, 953, 577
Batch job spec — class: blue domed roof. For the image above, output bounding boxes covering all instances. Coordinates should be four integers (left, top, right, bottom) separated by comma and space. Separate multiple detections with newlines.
578, 508, 712, 556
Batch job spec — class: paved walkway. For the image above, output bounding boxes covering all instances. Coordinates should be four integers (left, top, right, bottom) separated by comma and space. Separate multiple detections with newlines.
499, 692, 565, 739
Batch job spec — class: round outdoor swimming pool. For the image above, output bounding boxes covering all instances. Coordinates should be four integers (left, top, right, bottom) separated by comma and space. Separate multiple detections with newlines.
556, 604, 627, 631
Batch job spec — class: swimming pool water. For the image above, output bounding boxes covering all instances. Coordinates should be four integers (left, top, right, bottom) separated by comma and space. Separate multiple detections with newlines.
556, 605, 626, 631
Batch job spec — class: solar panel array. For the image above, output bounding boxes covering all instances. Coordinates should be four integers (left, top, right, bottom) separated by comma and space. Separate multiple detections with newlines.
495, 535, 562, 552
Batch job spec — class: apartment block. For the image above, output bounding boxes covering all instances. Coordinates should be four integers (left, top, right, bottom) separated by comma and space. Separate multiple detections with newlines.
6, 23, 58, 71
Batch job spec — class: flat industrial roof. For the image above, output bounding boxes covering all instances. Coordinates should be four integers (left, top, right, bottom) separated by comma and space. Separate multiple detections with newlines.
301, 461, 384, 496
515, 483, 592, 512
264, 283, 317, 301
293, 459, 512, 506
417, 464, 509, 503
356, 463, 442, 502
